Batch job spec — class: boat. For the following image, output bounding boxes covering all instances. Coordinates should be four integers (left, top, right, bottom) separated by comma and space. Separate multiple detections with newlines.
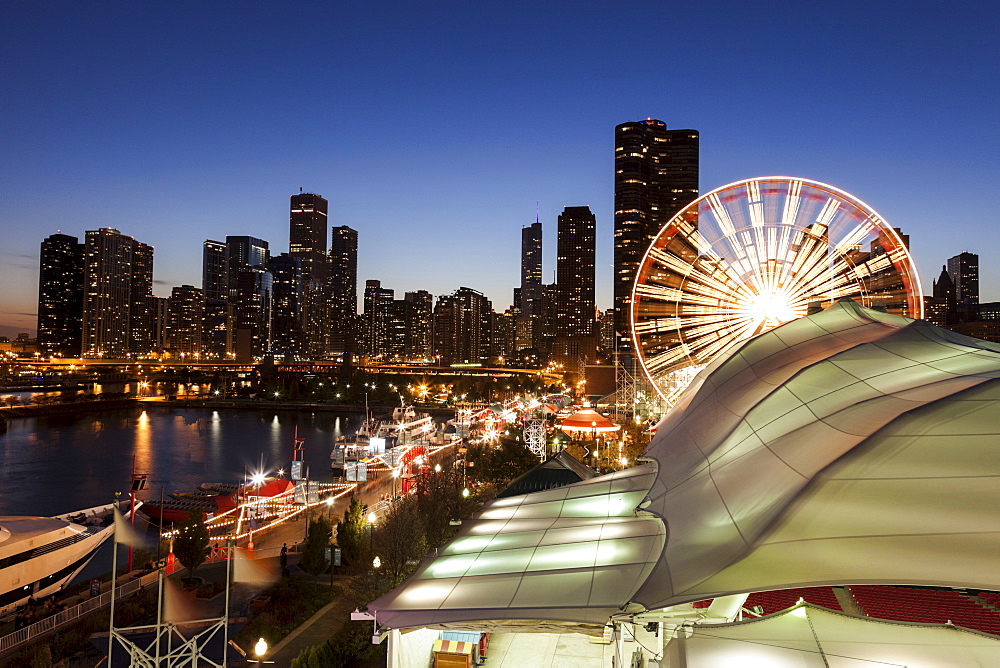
139, 478, 295, 524
0, 502, 139, 616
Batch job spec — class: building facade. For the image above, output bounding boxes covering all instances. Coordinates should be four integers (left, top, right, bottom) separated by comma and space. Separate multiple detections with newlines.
555, 206, 596, 338
81, 228, 154, 358
290, 193, 329, 357
202, 240, 228, 302
520, 221, 542, 316
613, 119, 698, 344
166, 285, 205, 355
267, 253, 303, 358
947, 251, 979, 322
433, 287, 493, 365
37, 233, 84, 357
328, 225, 359, 356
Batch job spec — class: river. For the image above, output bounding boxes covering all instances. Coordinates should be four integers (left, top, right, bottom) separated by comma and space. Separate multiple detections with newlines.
0, 406, 364, 517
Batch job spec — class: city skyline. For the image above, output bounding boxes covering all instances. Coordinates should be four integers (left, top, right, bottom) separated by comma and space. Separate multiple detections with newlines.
2, 2, 998, 337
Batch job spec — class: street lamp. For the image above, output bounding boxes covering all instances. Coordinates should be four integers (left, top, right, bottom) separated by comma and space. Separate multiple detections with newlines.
248, 637, 274, 664
367, 511, 376, 553
592, 420, 599, 468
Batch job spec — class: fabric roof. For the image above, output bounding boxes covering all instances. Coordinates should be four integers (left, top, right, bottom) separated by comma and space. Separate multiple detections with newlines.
635, 298, 1000, 609
370, 299, 1000, 632
495, 451, 598, 499
665, 603, 1000, 667
368, 465, 662, 630
558, 408, 620, 433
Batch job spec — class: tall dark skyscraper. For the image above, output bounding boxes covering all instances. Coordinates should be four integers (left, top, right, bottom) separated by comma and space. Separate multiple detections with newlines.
290, 192, 329, 357
613, 119, 698, 343
328, 225, 359, 355
166, 285, 204, 355
268, 253, 303, 357
225, 235, 269, 304
37, 233, 84, 356
233, 266, 272, 361
363, 280, 394, 358
202, 240, 228, 302
433, 287, 493, 365
289, 193, 329, 282
555, 206, 596, 338
403, 290, 433, 360
947, 251, 979, 321
520, 220, 542, 315
82, 228, 154, 358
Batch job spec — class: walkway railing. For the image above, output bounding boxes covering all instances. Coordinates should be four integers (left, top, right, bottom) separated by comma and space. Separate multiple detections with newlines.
0, 570, 160, 656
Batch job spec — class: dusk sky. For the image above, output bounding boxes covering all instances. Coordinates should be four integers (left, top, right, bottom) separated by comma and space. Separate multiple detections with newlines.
2, 1, 998, 338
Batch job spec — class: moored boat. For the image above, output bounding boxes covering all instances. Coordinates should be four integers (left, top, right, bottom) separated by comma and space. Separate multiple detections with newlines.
0, 502, 139, 616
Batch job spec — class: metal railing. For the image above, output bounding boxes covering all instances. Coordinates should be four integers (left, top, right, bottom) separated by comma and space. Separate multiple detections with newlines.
0, 570, 160, 655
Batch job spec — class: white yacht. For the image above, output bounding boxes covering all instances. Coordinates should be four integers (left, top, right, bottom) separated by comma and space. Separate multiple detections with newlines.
0, 503, 130, 615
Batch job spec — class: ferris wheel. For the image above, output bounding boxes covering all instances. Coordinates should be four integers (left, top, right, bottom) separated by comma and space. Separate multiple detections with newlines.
631, 177, 923, 405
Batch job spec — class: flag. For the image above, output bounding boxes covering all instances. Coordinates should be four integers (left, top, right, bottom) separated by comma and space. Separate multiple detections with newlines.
112, 506, 144, 547
232, 547, 278, 585
161, 577, 199, 623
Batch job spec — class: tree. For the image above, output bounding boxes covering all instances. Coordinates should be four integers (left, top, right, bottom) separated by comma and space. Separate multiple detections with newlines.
300, 515, 332, 575
173, 508, 209, 577
465, 439, 540, 488
335, 495, 368, 568
373, 496, 427, 586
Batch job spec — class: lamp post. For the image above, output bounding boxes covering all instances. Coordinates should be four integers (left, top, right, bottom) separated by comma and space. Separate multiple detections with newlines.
367, 511, 376, 554
592, 421, 598, 469
248, 637, 274, 664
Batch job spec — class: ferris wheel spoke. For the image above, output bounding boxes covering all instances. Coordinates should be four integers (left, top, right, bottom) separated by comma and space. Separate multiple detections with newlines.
632, 178, 923, 405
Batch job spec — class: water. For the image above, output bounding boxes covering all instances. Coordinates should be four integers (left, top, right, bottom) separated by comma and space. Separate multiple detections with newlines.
0, 406, 365, 585
0, 406, 364, 516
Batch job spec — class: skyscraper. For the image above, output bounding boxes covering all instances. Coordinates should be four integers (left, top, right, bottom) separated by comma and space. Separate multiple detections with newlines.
403, 290, 433, 360
520, 220, 542, 315
202, 240, 228, 302
613, 119, 698, 343
267, 253, 303, 357
202, 240, 229, 359
432, 287, 493, 365
37, 233, 84, 357
81, 228, 154, 358
555, 206, 596, 338
224, 236, 271, 360
233, 266, 272, 361
947, 251, 979, 322
129, 240, 155, 355
362, 280, 394, 358
328, 225, 359, 355
225, 235, 269, 299
291, 193, 329, 358
289, 193, 329, 283
166, 285, 204, 355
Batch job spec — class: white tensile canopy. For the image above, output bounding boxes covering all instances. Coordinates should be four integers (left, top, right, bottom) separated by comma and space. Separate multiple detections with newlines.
664, 603, 1000, 667
634, 299, 1000, 609
369, 300, 1000, 631
367, 464, 662, 631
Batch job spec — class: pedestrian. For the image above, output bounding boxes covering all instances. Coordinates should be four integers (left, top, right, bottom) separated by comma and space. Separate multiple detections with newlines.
280, 542, 288, 576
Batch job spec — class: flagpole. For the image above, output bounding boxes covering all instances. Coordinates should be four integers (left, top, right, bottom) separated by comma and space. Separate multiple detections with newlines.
155, 553, 163, 665
108, 495, 119, 665
223, 538, 233, 664
128, 455, 136, 572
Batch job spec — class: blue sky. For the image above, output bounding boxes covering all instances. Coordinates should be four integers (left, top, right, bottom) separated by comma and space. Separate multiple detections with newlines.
2, 0, 998, 337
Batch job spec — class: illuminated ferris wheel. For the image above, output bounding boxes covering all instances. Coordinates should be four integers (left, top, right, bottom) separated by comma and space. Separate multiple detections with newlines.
631, 177, 923, 405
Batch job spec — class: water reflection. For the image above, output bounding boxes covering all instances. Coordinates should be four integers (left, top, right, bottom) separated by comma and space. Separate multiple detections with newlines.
0, 407, 363, 517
